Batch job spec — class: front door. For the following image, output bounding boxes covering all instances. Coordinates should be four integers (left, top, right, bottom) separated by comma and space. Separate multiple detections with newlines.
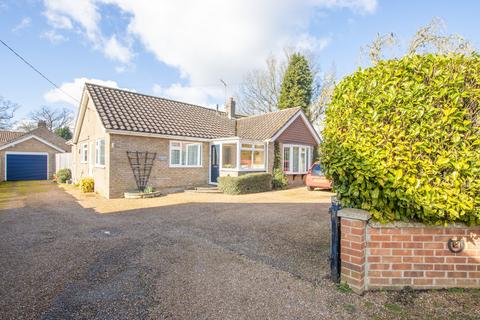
210, 144, 220, 183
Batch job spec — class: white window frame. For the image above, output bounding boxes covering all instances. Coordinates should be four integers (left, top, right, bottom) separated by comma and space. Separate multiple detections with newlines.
239, 143, 266, 171
80, 143, 88, 164
282, 144, 312, 174
95, 139, 106, 167
169, 141, 202, 168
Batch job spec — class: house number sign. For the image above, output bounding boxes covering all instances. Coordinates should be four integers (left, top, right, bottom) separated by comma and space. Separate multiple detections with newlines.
158, 155, 168, 161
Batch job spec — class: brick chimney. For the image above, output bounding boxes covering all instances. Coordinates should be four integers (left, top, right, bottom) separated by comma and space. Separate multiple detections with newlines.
38, 120, 47, 128
226, 97, 236, 119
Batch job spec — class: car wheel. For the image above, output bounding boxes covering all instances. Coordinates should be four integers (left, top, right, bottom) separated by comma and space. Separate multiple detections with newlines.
307, 186, 314, 191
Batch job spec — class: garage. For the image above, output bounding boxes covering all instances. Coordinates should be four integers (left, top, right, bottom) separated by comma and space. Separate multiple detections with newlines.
6, 153, 48, 181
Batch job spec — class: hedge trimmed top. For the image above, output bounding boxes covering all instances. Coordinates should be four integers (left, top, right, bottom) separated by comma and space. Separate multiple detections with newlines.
322, 54, 480, 225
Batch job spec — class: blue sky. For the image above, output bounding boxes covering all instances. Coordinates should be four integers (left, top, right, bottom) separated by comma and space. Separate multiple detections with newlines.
0, 0, 479, 123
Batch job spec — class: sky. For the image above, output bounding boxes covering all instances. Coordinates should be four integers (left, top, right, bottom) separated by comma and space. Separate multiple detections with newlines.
0, 0, 479, 123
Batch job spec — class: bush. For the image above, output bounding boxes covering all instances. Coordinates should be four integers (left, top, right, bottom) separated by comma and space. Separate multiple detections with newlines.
272, 168, 288, 190
56, 168, 71, 183
218, 173, 272, 195
322, 54, 480, 225
79, 177, 94, 193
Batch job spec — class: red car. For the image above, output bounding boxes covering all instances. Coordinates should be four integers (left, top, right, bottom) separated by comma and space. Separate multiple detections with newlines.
305, 162, 332, 191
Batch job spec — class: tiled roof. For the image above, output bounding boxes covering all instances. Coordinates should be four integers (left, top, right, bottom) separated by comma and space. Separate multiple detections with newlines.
236, 107, 301, 140
0, 127, 69, 151
85, 83, 304, 141
0, 130, 24, 145
86, 83, 236, 139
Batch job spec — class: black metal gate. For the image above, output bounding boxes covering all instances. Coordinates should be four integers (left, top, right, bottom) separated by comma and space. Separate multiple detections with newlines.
329, 196, 341, 283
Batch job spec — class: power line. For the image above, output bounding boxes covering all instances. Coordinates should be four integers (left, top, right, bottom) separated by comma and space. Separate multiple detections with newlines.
0, 38, 80, 104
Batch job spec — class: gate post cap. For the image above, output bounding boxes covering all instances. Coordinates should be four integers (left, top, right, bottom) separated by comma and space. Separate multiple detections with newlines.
338, 208, 371, 221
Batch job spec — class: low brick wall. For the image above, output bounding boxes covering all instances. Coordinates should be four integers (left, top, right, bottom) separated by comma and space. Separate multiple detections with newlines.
338, 209, 480, 293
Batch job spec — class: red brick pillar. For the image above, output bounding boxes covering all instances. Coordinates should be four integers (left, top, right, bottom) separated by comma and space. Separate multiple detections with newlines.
338, 208, 371, 294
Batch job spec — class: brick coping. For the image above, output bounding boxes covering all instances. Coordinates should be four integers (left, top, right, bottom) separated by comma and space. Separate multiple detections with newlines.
369, 221, 477, 229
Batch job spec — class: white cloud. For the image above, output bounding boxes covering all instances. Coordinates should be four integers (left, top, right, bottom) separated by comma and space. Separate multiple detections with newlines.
152, 83, 222, 107
41, 30, 68, 44
44, 77, 122, 106
102, 0, 375, 85
43, 0, 134, 64
42, 0, 376, 89
104, 35, 134, 64
43, 0, 99, 39
12, 17, 31, 32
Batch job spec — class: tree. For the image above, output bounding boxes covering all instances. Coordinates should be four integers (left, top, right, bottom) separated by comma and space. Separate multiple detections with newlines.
0, 96, 19, 130
278, 53, 313, 114
54, 126, 73, 140
29, 106, 73, 132
361, 17, 476, 66
309, 65, 336, 131
238, 55, 284, 115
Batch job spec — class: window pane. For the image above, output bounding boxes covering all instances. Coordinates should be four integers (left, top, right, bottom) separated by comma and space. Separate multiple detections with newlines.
300, 148, 306, 172
292, 147, 299, 172
100, 140, 105, 165
254, 144, 264, 150
222, 143, 236, 168
187, 144, 199, 166
312, 164, 324, 176
240, 150, 252, 169
181, 145, 186, 165
253, 150, 264, 168
241, 144, 252, 149
283, 147, 290, 172
171, 149, 180, 165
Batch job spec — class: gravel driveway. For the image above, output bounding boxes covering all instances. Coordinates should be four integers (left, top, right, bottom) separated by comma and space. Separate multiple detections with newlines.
0, 181, 478, 320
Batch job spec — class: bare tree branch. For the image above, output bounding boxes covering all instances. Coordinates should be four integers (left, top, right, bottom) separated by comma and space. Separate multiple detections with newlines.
28, 106, 73, 132
408, 17, 475, 55
0, 96, 19, 130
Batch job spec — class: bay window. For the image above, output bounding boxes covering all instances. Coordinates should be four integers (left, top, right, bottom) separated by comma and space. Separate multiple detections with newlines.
240, 143, 265, 170
283, 144, 312, 174
170, 141, 202, 167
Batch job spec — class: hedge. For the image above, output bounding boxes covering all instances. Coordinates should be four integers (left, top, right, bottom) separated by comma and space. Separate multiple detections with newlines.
321, 54, 480, 225
218, 173, 272, 195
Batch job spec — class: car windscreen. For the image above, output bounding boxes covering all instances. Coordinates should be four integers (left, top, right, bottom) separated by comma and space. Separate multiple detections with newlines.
311, 164, 324, 176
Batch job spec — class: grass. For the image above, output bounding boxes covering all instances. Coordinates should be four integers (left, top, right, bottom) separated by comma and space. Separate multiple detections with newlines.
336, 282, 353, 294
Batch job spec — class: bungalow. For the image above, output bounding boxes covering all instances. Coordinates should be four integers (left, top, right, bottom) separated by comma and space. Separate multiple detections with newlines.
72, 83, 321, 198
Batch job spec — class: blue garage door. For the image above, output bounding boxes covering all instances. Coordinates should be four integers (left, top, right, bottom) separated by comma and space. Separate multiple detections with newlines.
6, 154, 48, 181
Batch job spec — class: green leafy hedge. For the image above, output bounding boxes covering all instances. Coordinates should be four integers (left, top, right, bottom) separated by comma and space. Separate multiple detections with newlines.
218, 173, 272, 195
321, 54, 480, 225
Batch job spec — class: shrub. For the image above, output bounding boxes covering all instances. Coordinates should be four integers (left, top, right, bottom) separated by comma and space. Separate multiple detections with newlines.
144, 186, 155, 193
79, 177, 94, 193
218, 173, 272, 195
272, 168, 288, 190
322, 54, 480, 225
56, 168, 71, 183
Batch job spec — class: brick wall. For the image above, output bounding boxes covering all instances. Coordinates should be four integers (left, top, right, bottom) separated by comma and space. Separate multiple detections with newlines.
109, 134, 209, 198
338, 209, 480, 293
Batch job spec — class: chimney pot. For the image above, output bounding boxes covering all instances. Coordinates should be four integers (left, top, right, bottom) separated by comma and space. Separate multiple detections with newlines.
38, 120, 47, 128
226, 97, 236, 119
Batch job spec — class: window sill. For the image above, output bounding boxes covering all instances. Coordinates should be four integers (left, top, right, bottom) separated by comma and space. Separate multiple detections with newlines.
169, 165, 203, 168
95, 165, 106, 168
284, 172, 307, 175
239, 168, 266, 172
